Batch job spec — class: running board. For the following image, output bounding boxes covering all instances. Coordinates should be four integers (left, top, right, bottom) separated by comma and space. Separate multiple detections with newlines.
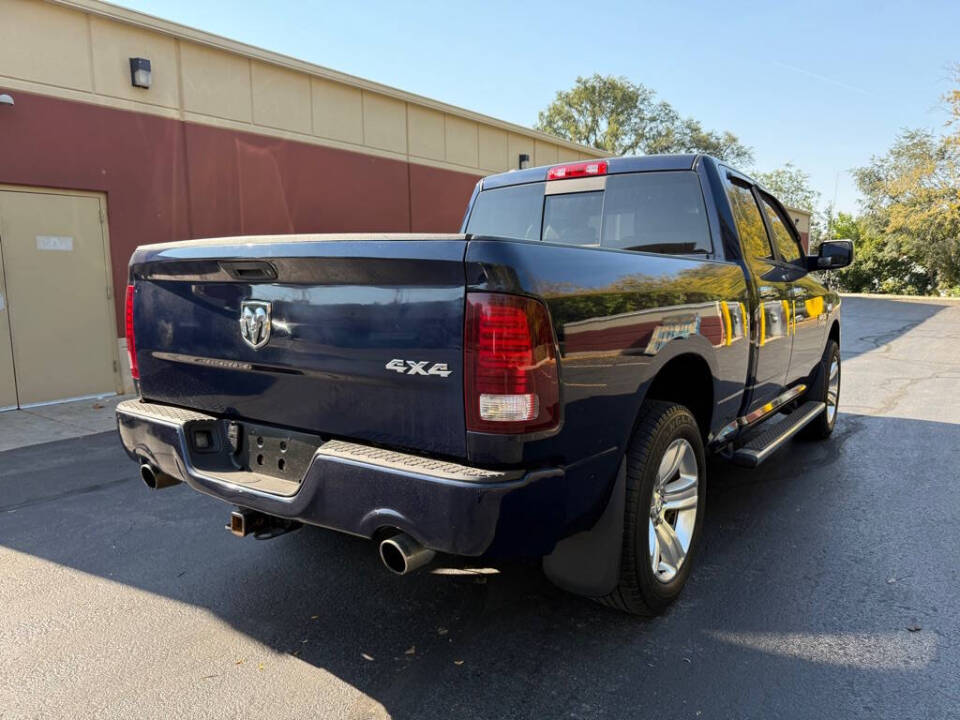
731, 401, 826, 468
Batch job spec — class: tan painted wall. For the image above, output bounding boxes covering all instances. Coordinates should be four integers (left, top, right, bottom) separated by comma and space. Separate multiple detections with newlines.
0, 0, 605, 177
787, 207, 811, 237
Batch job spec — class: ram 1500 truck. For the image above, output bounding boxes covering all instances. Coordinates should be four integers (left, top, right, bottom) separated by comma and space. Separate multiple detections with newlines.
116, 154, 852, 615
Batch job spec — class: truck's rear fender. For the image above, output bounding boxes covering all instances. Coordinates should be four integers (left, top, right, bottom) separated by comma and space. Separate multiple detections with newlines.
465, 237, 749, 534
466, 237, 750, 454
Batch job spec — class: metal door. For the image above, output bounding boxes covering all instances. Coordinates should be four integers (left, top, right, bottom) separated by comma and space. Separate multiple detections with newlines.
0, 237, 17, 410
0, 189, 119, 406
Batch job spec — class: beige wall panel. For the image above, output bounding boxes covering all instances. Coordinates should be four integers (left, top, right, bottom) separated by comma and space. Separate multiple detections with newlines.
90, 16, 179, 107
789, 210, 811, 234
445, 115, 478, 168
535, 141, 559, 167
478, 126, 508, 172
311, 77, 363, 144
362, 92, 406, 153
407, 105, 444, 160
556, 146, 579, 163
180, 42, 252, 122
0, 0, 92, 91
251, 61, 311, 134
508, 133, 534, 170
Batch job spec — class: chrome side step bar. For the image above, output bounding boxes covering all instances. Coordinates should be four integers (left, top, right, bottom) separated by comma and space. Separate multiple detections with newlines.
731, 401, 826, 468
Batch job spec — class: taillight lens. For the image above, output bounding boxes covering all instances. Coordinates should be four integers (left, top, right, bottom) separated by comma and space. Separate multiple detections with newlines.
125, 284, 139, 380
464, 293, 560, 433
546, 160, 608, 180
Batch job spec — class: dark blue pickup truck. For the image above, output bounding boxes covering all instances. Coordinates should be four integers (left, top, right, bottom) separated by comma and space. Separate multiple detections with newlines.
116, 154, 852, 615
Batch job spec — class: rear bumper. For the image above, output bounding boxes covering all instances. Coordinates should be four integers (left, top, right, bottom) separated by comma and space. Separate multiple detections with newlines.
116, 400, 608, 557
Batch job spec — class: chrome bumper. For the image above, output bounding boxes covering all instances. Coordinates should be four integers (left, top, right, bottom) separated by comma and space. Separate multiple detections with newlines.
116, 399, 565, 556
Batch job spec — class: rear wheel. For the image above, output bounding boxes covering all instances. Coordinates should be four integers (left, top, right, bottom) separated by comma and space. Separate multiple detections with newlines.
800, 340, 840, 440
596, 401, 706, 616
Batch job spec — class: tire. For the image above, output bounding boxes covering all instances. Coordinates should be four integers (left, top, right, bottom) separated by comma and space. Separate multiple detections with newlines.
799, 340, 840, 440
596, 401, 706, 616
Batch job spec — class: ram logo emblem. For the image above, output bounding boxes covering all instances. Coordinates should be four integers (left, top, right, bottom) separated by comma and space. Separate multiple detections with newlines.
239, 300, 272, 350
386, 358, 452, 378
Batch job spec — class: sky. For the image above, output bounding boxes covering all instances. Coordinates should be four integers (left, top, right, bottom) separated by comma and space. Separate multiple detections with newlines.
113, 0, 960, 214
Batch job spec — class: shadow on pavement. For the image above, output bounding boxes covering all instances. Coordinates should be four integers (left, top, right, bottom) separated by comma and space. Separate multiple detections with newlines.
2, 409, 957, 718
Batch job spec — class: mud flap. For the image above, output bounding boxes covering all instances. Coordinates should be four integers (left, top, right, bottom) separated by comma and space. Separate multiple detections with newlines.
542, 459, 625, 597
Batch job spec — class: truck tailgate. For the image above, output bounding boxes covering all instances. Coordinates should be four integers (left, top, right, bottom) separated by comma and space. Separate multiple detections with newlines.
130, 235, 468, 458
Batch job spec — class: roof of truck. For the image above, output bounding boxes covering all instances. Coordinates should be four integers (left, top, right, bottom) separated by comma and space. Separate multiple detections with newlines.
481, 154, 701, 190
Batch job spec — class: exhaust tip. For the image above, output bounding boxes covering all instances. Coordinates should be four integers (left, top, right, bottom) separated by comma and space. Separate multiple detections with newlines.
139, 462, 181, 490
379, 533, 436, 575
140, 463, 158, 489
379, 538, 408, 574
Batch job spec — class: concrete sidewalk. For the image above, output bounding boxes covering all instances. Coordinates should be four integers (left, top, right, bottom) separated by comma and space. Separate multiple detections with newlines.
0, 395, 132, 452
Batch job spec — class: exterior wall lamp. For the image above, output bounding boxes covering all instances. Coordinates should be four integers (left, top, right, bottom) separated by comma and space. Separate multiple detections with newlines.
129, 58, 152, 89
0, 93, 13, 106
518, 153, 530, 170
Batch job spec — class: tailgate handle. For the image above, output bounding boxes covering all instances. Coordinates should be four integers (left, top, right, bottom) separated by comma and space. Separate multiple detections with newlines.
220, 261, 278, 282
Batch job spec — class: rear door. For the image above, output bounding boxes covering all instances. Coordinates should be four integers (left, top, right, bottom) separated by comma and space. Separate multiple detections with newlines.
722, 175, 793, 408
756, 191, 827, 383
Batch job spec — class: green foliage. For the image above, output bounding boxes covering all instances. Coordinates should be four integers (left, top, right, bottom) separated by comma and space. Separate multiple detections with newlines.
753, 163, 819, 211
535, 74, 753, 165
843, 128, 960, 295
828, 211, 936, 295
807, 68, 960, 297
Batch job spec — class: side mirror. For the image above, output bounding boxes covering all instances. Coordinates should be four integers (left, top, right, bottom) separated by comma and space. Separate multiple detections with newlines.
807, 239, 853, 271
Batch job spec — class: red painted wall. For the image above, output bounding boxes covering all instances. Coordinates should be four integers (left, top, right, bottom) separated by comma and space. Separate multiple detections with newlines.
0, 90, 481, 333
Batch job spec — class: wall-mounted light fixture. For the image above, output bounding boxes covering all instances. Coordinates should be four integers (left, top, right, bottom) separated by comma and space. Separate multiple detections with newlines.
518, 153, 530, 170
129, 57, 152, 89
0, 93, 14, 107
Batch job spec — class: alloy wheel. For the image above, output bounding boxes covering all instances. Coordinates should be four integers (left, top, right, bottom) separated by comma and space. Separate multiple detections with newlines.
648, 438, 699, 583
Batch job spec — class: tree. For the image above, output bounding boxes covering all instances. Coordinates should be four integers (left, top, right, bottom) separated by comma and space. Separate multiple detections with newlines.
826, 210, 936, 294
536, 75, 753, 166
852, 128, 960, 293
753, 163, 819, 211
754, 162, 829, 249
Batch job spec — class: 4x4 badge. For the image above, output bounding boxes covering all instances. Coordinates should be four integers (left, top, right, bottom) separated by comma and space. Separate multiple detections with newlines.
385, 358, 452, 378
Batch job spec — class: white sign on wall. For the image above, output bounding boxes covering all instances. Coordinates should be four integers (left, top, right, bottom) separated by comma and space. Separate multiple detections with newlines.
36, 235, 74, 251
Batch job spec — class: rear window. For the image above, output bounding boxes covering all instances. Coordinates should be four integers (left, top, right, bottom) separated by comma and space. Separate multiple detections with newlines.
463, 182, 543, 241
466, 171, 712, 255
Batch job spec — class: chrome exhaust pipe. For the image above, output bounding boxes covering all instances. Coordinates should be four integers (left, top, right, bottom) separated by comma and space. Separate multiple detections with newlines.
139, 462, 181, 490
379, 533, 436, 575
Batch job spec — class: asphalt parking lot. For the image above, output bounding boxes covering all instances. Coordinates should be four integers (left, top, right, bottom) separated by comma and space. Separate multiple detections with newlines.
1, 295, 958, 720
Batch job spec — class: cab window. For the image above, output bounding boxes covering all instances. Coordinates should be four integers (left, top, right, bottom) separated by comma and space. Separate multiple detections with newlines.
759, 194, 803, 262
466, 171, 712, 256
724, 178, 773, 260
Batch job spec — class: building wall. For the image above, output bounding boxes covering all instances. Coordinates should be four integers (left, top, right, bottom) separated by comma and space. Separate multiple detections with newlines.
0, 0, 605, 337
786, 207, 812, 252
0, 0, 600, 176
0, 89, 484, 335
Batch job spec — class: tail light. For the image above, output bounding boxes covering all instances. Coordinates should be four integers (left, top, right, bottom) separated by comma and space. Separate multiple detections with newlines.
125, 284, 139, 380
464, 292, 560, 433
546, 160, 608, 180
